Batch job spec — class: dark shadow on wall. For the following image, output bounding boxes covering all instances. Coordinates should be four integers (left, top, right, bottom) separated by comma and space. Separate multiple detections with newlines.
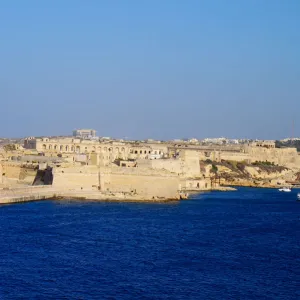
33, 167, 53, 185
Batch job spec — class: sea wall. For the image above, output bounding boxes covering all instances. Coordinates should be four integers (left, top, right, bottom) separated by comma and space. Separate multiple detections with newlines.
0, 163, 37, 186
52, 166, 181, 199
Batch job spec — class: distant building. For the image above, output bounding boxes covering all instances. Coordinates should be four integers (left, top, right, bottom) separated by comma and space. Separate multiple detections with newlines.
149, 149, 164, 160
251, 140, 275, 149
203, 137, 226, 145
188, 138, 199, 144
73, 129, 96, 139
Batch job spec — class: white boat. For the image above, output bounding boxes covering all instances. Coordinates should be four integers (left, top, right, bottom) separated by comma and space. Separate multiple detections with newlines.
278, 187, 291, 192
297, 193, 300, 201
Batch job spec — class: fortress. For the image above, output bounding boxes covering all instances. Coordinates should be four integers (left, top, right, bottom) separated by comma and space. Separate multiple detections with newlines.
24, 136, 300, 168
1, 132, 300, 202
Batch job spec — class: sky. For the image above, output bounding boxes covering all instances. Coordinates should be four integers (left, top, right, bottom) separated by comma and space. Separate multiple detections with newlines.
0, 0, 299, 140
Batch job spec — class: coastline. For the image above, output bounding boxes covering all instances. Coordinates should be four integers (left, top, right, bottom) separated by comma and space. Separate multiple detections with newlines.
0, 185, 238, 205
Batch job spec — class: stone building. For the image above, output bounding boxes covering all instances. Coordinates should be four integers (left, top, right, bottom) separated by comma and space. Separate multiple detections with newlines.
23, 136, 300, 169
73, 129, 97, 138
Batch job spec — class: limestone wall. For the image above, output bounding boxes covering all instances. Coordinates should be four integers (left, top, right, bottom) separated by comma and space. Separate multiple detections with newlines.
105, 173, 180, 198
52, 166, 99, 189
3, 164, 21, 179
150, 159, 183, 174
183, 178, 211, 190
248, 147, 298, 167
0, 163, 38, 185
0, 164, 2, 184
52, 165, 181, 199
178, 150, 202, 177
219, 151, 250, 163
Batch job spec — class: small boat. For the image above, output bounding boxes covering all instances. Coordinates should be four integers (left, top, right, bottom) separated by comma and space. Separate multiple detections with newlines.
278, 187, 291, 192
297, 193, 300, 201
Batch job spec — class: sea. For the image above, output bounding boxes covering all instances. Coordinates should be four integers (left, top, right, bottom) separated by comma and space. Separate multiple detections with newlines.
0, 187, 299, 300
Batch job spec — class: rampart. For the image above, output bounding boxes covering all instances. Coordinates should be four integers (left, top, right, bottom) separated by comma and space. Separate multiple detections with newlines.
52, 165, 181, 199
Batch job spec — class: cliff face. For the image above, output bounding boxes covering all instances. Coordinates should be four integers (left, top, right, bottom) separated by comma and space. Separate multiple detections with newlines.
203, 160, 298, 188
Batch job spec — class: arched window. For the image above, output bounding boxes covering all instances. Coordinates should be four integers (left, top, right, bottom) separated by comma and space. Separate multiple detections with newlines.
60, 145, 63, 151
71, 146, 74, 151
54, 145, 57, 150
49, 145, 52, 150
42, 144, 46, 150
121, 147, 125, 152
65, 145, 69, 151
76, 146, 80, 153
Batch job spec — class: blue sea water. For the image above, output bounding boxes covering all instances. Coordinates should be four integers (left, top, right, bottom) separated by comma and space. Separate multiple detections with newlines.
0, 187, 299, 300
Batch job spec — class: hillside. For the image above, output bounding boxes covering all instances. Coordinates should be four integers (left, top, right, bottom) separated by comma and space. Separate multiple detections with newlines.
202, 159, 296, 188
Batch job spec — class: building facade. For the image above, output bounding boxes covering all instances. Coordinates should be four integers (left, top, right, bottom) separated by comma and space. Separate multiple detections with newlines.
73, 129, 97, 138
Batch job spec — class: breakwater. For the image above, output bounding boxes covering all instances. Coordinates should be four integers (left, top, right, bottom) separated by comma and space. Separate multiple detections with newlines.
0, 186, 184, 204
0, 186, 59, 204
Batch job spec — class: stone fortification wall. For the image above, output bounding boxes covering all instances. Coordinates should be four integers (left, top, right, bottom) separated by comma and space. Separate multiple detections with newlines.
178, 150, 202, 177
0, 164, 2, 184
2, 164, 21, 179
168, 144, 243, 152
52, 166, 99, 189
0, 163, 38, 186
182, 178, 211, 190
150, 159, 183, 175
247, 147, 298, 167
105, 173, 180, 198
149, 151, 202, 178
219, 151, 250, 163
52, 166, 181, 199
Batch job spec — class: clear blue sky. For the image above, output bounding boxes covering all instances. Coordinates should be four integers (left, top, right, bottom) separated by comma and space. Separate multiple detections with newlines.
0, 0, 299, 140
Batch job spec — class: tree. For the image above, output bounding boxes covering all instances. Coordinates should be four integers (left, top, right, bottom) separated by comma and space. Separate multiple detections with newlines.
3, 144, 17, 151
211, 164, 218, 174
